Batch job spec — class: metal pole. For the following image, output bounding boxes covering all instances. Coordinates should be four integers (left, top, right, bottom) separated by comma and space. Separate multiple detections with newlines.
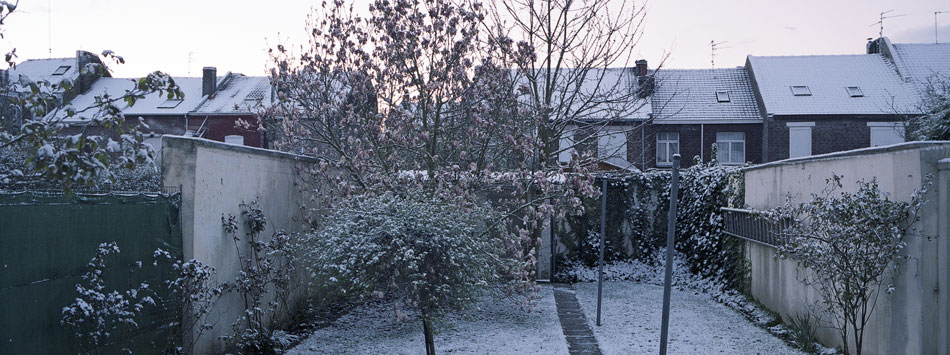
550, 215, 556, 281
659, 154, 680, 355
596, 176, 607, 326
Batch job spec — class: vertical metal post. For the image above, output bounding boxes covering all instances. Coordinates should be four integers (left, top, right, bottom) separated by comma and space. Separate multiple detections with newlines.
659, 154, 680, 355
550, 215, 556, 281
596, 176, 607, 326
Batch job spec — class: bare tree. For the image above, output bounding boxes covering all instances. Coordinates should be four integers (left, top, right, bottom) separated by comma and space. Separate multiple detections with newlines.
489, 0, 656, 171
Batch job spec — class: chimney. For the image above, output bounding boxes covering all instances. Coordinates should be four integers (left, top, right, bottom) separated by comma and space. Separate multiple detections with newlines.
202, 67, 217, 97
635, 59, 648, 76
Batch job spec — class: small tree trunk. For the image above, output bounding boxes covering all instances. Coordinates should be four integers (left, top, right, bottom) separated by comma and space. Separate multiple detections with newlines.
423, 317, 436, 355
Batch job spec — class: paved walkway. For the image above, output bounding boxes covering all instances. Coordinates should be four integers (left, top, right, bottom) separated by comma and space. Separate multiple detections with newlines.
553, 283, 603, 355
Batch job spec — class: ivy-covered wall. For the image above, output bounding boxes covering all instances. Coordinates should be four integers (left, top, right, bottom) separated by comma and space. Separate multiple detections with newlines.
554, 157, 747, 288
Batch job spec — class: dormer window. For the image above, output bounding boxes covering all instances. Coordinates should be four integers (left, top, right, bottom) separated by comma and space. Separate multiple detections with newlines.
716, 91, 731, 103
157, 99, 184, 109
52, 66, 70, 75
846, 86, 864, 97
790, 85, 811, 96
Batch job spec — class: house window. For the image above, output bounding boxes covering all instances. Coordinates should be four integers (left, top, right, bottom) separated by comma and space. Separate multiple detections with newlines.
787, 122, 815, 158
790, 85, 811, 96
52, 65, 70, 75
157, 99, 184, 109
715, 132, 745, 165
656, 132, 679, 167
846, 86, 864, 97
598, 127, 628, 162
558, 126, 576, 163
867, 122, 905, 147
716, 91, 731, 103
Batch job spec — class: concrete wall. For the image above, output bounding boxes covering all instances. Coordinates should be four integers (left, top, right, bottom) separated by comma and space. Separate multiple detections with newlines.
743, 142, 950, 355
161, 135, 317, 354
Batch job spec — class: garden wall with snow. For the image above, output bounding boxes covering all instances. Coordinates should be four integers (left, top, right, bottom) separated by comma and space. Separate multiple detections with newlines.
161, 136, 320, 354
743, 141, 950, 355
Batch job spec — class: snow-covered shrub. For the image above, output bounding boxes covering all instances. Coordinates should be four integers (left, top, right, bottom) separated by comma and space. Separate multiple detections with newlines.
768, 175, 927, 355
556, 151, 745, 289
152, 249, 224, 354
221, 200, 301, 353
305, 192, 522, 354
61, 242, 156, 353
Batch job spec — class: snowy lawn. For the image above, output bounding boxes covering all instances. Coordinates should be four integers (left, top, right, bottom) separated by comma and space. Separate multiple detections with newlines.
288, 285, 568, 354
574, 281, 805, 355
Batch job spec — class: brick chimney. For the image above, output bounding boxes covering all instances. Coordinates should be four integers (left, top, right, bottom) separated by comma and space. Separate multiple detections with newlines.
634, 59, 654, 98
202, 67, 217, 97
635, 59, 648, 76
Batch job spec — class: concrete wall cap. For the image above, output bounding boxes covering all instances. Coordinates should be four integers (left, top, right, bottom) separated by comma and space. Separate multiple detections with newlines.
742, 141, 950, 172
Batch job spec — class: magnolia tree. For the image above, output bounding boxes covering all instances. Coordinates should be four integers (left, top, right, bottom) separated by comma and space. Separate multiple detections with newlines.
769, 176, 926, 355
267, 0, 598, 287
0, 2, 181, 191
307, 193, 511, 354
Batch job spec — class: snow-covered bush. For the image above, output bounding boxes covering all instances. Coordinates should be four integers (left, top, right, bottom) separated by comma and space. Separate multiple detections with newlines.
221, 200, 301, 353
906, 74, 950, 141
305, 192, 520, 355
152, 249, 224, 354
61, 242, 156, 354
768, 175, 927, 355
556, 151, 745, 289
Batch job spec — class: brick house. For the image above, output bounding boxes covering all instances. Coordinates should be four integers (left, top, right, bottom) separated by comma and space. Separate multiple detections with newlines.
745, 53, 921, 161
627, 67, 763, 170
51, 64, 270, 149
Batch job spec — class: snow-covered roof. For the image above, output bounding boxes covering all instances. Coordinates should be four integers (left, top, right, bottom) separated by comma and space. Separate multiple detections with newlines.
651, 68, 761, 123
747, 54, 921, 116
7, 57, 79, 88
54, 77, 204, 121
514, 67, 652, 122
192, 74, 271, 114
887, 41, 950, 91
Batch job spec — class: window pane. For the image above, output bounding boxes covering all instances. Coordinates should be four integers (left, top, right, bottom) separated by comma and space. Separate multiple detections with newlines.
716, 132, 743, 141
732, 142, 744, 163
657, 143, 668, 163
671, 142, 679, 156
717, 144, 728, 162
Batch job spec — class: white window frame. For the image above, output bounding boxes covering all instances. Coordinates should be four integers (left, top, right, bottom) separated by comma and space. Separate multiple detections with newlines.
787, 122, 815, 158
790, 85, 811, 96
715, 132, 745, 165
656, 132, 679, 167
846, 86, 864, 97
867, 122, 905, 147
558, 125, 576, 163
716, 91, 730, 103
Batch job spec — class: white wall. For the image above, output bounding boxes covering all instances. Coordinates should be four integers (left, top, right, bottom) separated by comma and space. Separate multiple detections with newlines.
743, 142, 950, 355
161, 136, 318, 354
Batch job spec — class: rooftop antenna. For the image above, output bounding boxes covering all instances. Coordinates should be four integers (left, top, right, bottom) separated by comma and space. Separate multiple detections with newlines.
870, 10, 906, 38
937, 11, 948, 43
710, 40, 728, 68
188, 52, 194, 76
47, 0, 51, 58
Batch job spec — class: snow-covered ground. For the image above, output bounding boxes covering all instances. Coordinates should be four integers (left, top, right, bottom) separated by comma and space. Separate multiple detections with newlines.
288, 285, 568, 354
573, 281, 805, 355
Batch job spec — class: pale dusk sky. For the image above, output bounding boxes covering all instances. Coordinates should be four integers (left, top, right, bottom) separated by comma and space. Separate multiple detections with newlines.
3, 0, 949, 78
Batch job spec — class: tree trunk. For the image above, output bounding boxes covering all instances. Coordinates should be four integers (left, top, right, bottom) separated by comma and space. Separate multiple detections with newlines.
423, 317, 436, 355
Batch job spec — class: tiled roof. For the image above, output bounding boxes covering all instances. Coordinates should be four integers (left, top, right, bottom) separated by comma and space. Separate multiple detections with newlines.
514, 67, 652, 122
889, 42, 950, 91
651, 68, 761, 122
7, 57, 79, 88
192, 74, 271, 114
54, 77, 204, 121
747, 54, 921, 116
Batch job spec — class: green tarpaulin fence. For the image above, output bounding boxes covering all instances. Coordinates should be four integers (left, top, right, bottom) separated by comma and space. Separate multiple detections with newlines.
0, 191, 183, 354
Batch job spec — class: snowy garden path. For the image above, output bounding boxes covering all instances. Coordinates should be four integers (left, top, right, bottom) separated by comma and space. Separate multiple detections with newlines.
553, 284, 602, 354
574, 281, 805, 355
288, 282, 802, 354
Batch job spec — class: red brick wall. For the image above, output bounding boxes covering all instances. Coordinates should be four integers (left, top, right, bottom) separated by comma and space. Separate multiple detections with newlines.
765, 115, 904, 162
626, 123, 763, 170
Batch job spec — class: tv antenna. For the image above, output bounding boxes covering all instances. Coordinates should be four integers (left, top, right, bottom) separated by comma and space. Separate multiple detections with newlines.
188, 52, 194, 75
870, 10, 906, 38
48, 0, 52, 58
710, 40, 728, 68
937, 11, 948, 43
